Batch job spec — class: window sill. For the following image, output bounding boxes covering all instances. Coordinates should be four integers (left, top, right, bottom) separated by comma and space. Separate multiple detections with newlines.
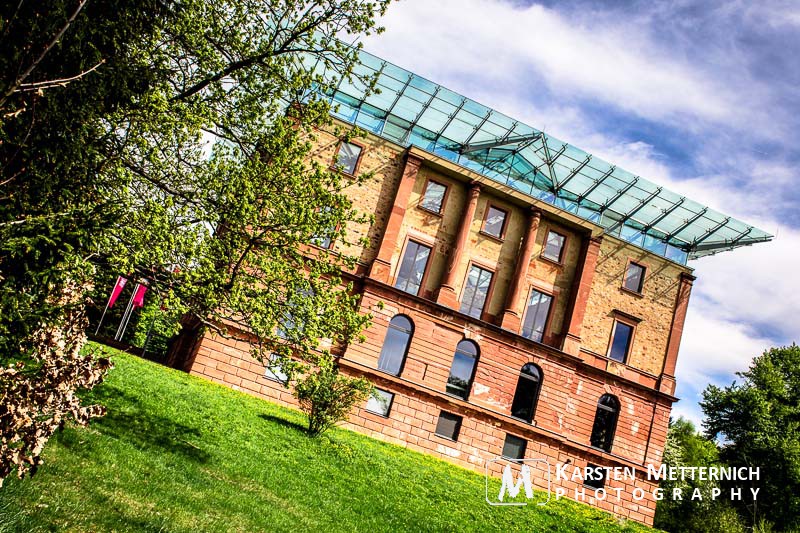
364, 409, 391, 419
433, 432, 459, 442
620, 286, 644, 298
478, 230, 505, 243
539, 254, 564, 268
501, 455, 526, 461
417, 205, 444, 217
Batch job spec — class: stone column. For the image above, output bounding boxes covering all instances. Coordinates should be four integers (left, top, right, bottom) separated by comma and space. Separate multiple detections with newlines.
434, 182, 481, 309
500, 208, 542, 332
658, 272, 695, 394
561, 235, 602, 357
369, 151, 424, 283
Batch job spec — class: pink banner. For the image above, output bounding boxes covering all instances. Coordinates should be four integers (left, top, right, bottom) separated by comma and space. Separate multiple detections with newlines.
108, 276, 128, 308
132, 283, 147, 308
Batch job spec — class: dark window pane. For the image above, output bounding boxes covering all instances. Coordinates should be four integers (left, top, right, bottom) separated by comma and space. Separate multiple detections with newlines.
394, 241, 431, 296
623, 263, 645, 292
420, 181, 447, 213
590, 395, 619, 451
459, 265, 493, 319
584, 463, 606, 489
521, 290, 552, 342
336, 142, 362, 174
435, 411, 462, 440
446, 340, 479, 399
502, 434, 527, 460
609, 321, 633, 362
377, 316, 413, 375
365, 388, 394, 417
542, 231, 566, 262
510, 364, 541, 423
483, 206, 507, 238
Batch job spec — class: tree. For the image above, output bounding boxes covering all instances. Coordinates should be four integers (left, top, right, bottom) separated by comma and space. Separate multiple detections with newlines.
654, 417, 745, 533
701, 345, 800, 531
1, 0, 390, 484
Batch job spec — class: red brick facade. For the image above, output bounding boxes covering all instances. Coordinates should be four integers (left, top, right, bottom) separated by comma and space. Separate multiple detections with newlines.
172, 124, 694, 526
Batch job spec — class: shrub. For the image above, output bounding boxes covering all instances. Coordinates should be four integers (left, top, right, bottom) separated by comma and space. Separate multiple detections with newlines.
293, 358, 371, 437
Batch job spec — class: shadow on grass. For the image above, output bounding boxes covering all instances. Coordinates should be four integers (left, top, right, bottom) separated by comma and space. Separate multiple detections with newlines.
258, 413, 308, 433
74, 385, 212, 463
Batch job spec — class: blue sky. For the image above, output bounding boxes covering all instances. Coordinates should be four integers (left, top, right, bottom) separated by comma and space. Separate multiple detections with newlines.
360, 0, 800, 427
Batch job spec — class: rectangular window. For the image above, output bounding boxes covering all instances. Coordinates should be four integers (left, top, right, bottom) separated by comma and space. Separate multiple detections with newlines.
608, 321, 634, 363
365, 388, 394, 417
521, 290, 553, 342
264, 353, 288, 384
434, 411, 462, 441
420, 180, 447, 213
542, 230, 566, 263
310, 206, 335, 249
584, 463, 606, 490
459, 265, 493, 319
394, 241, 431, 296
335, 142, 362, 174
623, 262, 645, 293
482, 206, 508, 238
502, 434, 528, 460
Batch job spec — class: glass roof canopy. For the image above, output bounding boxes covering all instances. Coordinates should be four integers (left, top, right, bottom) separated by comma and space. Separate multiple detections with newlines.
309, 49, 773, 264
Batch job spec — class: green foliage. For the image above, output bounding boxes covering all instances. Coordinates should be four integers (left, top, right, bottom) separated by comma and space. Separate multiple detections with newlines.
653, 417, 745, 533
0, 346, 655, 532
293, 357, 372, 436
1, 0, 390, 482
701, 345, 800, 531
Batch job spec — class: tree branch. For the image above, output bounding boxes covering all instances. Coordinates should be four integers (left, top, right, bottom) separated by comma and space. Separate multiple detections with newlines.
17, 60, 105, 92
0, 0, 90, 108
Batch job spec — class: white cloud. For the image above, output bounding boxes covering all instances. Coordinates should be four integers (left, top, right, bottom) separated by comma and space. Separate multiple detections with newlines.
364, 0, 743, 125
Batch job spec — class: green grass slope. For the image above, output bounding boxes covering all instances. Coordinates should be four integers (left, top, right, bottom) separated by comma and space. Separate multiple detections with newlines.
0, 344, 656, 532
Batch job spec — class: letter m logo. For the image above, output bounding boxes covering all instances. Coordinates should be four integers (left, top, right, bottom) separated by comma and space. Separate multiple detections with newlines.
485, 458, 550, 507
499, 464, 533, 501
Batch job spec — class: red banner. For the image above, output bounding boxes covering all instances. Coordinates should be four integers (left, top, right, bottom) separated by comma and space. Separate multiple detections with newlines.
108, 276, 128, 308
132, 283, 147, 308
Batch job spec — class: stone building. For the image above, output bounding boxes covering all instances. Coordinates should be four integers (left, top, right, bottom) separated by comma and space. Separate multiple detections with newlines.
170, 50, 772, 525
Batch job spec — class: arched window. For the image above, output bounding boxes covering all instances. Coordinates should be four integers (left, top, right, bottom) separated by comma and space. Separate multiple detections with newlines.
377, 315, 413, 375
510, 363, 542, 423
590, 394, 620, 452
446, 340, 479, 399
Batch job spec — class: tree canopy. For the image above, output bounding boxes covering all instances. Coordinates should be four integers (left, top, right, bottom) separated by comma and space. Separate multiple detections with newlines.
1, 0, 390, 483
702, 345, 800, 531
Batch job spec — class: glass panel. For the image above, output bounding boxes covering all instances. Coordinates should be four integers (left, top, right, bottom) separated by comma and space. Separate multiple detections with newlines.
435, 411, 462, 440
394, 241, 431, 296
446, 341, 478, 399
264, 353, 288, 384
365, 388, 394, 417
584, 463, 606, 489
542, 231, 565, 262
510, 364, 541, 422
483, 206, 507, 238
590, 396, 619, 452
459, 265, 493, 319
420, 181, 447, 213
521, 290, 552, 342
377, 316, 413, 375
609, 322, 633, 362
502, 434, 527, 460
335, 142, 362, 174
623, 263, 645, 293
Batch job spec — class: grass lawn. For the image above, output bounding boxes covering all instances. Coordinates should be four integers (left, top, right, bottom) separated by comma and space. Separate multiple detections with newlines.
0, 344, 656, 532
